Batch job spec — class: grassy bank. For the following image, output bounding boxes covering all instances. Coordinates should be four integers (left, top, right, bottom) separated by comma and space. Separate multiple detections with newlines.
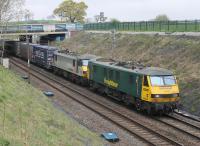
57, 32, 200, 116
0, 66, 104, 146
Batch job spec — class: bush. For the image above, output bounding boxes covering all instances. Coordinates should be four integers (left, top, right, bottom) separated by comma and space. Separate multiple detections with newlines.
0, 138, 10, 146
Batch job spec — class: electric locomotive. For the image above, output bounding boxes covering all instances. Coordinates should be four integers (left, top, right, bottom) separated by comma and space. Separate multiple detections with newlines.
88, 58, 180, 113
53, 50, 97, 85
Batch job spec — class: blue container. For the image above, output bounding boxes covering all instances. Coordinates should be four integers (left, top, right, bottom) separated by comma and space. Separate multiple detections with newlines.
32, 45, 58, 69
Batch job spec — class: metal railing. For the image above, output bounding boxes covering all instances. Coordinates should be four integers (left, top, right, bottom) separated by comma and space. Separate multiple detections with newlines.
84, 20, 200, 32
0, 23, 83, 34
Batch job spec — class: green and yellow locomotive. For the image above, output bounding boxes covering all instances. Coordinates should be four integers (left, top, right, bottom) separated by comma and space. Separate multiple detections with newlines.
88, 58, 180, 113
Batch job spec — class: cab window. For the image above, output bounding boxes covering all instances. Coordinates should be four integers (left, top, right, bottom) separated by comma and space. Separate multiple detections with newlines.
143, 76, 149, 87
82, 60, 89, 66
73, 60, 75, 67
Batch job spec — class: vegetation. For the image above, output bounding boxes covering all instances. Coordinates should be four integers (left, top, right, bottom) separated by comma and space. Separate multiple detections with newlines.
110, 18, 120, 27
154, 14, 170, 21
0, 66, 104, 146
0, 0, 24, 24
54, 0, 88, 23
56, 32, 200, 116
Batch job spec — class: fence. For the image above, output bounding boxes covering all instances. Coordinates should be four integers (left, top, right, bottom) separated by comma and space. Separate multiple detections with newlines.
84, 20, 200, 32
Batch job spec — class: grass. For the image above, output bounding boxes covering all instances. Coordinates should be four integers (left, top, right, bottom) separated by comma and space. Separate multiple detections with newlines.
56, 32, 200, 116
0, 66, 104, 146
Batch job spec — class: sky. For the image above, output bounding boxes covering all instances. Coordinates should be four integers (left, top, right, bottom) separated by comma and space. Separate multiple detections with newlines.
25, 0, 200, 21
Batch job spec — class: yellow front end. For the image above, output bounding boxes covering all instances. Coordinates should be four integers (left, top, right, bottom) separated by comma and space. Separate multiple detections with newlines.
148, 86, 180, 103
142, 76, 180, 105
82, 66, 88, 78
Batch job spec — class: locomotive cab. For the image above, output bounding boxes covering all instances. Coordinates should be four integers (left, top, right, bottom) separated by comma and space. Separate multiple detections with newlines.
79, 59, 89, 78
141, 68, 180, 113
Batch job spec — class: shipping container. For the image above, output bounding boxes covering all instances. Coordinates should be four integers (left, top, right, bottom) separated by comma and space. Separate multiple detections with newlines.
32, 45, 58, 69
18, 43, 34, 61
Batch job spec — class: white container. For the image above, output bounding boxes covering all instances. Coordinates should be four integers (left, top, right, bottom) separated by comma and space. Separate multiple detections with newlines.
3, 58, 9, 68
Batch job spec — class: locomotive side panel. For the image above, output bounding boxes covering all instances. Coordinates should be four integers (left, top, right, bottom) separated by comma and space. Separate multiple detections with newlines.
53, 53, 80, 75
88, 61, 142, 100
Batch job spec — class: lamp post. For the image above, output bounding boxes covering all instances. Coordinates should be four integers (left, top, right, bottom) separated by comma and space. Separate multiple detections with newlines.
111, 29, 116, 59
26, 32, 31, 84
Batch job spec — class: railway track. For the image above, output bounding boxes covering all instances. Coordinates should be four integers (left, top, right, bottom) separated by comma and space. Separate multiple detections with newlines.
174, 110, 200, 123
10, 57, 184, 146
155, 115, 200, 143
10, 56, 199, 145
166, 114, 200, 131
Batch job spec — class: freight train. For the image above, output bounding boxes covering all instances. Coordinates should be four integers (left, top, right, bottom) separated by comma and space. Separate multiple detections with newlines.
8, 42, 180, 114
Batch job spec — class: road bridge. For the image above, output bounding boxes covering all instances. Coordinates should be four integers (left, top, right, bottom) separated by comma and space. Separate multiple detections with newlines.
0, 23, 83, 35
0, 23, 83, 43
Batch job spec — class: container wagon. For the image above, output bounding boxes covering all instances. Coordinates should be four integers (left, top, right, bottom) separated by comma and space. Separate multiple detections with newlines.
17, 43, 34, 61
31, 45, 58, 69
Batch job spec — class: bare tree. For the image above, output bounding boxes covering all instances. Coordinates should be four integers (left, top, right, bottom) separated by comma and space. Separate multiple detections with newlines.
0, 0, 25, 24
0, 0, 25, 60
24, 9, 34, 21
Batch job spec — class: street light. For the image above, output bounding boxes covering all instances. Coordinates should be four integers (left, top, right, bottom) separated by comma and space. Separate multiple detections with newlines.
26, 28, 31, 84
111, 29, 116, 59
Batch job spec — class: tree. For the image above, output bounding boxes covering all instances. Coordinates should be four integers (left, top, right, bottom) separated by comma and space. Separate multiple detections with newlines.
0, 0, 25, 59
110, 18, 120, 24
110, 18, 120, 29
54, 0, 88, 23
154, 14, 169, 21
0, 0, 24, 24
24, 9, 34, 21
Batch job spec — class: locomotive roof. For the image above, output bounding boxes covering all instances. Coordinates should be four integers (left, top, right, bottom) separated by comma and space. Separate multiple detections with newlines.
91, 59, 174, 76
138, 67, 173, 76
33, 44, 58, 50
55, 52, 97, 60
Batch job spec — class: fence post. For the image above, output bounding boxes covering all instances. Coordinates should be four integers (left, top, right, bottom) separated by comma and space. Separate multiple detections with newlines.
176, 21, 178, 32
128, 22, 130, 31
167, 21, 170, 32
139, 22, 141, 31
145, 21, 148, 31
195, 20, 197, 32
153, 21, 155, 31
185, 20, 187, 32
117, 23, 119, 31
159, 21, 161, 31
134, 22, 136, 31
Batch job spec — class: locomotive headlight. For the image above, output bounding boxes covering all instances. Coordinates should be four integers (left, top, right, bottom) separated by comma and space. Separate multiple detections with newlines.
151, 94, 161, 98
82, 66, 88, 71
172, 93, 179, 97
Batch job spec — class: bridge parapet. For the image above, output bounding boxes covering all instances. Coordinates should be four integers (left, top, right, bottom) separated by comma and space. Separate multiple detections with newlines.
0, 23, 83, 34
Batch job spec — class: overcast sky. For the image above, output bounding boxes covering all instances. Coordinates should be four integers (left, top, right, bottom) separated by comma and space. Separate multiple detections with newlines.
25, 0, 200, 21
